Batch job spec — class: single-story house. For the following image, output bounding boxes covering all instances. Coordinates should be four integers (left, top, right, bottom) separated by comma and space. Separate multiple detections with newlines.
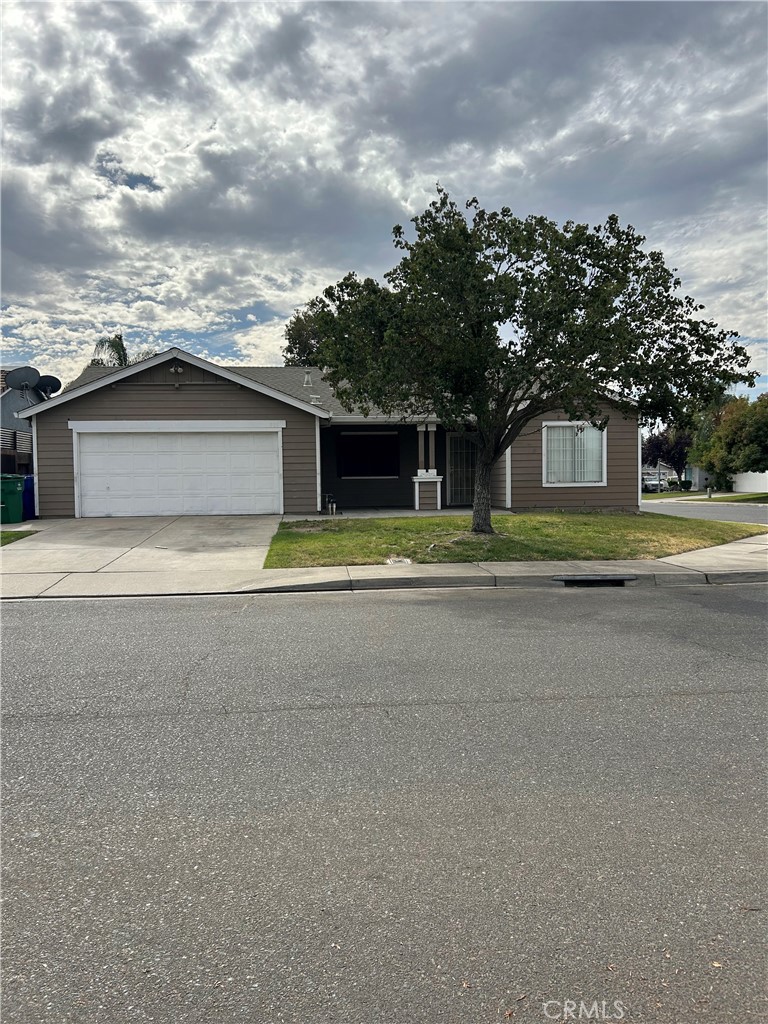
19, 347, 640, 518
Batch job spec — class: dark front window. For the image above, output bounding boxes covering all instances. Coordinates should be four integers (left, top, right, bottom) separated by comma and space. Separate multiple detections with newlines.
337, 432, 400, 478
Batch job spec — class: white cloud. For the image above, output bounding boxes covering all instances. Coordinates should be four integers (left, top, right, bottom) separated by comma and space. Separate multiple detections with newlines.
1, 0, 765, 390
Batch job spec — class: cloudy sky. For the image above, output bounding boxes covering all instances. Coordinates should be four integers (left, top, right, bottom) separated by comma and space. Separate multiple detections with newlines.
2, 0, 766, 392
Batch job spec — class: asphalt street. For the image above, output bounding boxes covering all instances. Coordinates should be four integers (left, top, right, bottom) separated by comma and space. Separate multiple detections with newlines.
2, 587, 766, 1024
641, 499, 768, 526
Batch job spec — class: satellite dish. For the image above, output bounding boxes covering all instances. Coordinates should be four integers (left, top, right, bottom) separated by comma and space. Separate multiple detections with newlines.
38, 374, 62, 397
5, 366, 41, 390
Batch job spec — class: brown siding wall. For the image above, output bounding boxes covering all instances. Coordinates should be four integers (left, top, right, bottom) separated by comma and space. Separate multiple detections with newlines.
35, 374, 318, 517
509, 409, 639, 510
418, 481, 439, 510
490, 456, 507, 508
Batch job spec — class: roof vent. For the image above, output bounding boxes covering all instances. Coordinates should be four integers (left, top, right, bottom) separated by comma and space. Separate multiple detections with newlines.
303, 370, 312, 387
309, 394, 322, 406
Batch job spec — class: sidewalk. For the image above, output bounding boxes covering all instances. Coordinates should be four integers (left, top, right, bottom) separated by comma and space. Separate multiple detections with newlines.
2, 534, 766, 599
643, 493, 767, 505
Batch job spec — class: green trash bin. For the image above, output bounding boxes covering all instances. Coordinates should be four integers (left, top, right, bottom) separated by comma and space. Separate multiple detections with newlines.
0, 475, 25, 524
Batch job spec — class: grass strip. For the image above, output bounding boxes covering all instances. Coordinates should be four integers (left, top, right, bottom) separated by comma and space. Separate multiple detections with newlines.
689, 493, 768, 504
265, 512, 766, 568
0, 531, 37, 547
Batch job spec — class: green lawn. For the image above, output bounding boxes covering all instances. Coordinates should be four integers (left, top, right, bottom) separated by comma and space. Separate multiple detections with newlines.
690, 493, 768, 504
641, 490, 706, 499
265, 512, 766, 568
0, 531, 36, 546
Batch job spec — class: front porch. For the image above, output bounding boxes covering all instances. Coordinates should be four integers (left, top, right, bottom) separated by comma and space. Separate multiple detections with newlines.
318, 423, 478, 512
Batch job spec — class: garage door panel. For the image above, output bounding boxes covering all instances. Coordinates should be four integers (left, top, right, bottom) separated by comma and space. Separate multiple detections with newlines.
229, 453, 257, 473
133, 454, 159, 473
246, 495, 280, 514
132, 434, 159, 452
107, 435, 134, 452
178, 453, 199, 473
158, 478, 184, 496
103, 496, 135, 516
250, 434, 278, 450
227, 434, 255, 451
179, 435, 205, 453
131, 475, 159, 494
154, 436, 181, 453
78, 430, 283, 517
203, 453, 225, 472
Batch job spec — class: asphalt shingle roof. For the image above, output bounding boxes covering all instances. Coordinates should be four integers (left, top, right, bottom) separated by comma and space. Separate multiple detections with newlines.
63, 361, 351, 415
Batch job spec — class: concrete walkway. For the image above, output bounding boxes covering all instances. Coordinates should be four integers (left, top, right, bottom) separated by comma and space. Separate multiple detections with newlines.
2, 528, 765, 599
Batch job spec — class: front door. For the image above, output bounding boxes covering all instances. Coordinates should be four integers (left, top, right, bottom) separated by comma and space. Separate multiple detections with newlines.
447, 433, 477, 505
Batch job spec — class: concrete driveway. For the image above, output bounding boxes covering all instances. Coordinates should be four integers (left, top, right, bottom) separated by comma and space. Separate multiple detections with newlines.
0, 516, 281, 597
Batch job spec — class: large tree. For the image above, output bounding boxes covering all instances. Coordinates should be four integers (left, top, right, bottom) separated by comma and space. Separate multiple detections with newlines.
284, 188, 754, 532
642, 427, 693, 481
690, 393, 768, 482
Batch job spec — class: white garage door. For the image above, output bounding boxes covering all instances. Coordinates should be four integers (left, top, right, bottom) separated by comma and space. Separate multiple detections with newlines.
77, 429, 282, 517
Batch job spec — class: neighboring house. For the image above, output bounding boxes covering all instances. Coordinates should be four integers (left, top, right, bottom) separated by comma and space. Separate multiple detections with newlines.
688, 466, 768, 493
686, 465, 711, 491
0, 367, 47, 474
731, 472, 768, 493
20, 347, 640, 518
642, 461, 673, 478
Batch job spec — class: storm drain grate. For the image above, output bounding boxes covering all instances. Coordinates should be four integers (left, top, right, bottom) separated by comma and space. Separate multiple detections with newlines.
552, 575, 638, 588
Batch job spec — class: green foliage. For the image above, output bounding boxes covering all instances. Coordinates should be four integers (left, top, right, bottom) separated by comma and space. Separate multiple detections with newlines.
642, 427, 693, 479
90, 332, 129, 367
690, 393, 768, 481
284, 187, 755, 532
89, 333, 158, 368
680, 480, 693, 491
131, 347, 160, 364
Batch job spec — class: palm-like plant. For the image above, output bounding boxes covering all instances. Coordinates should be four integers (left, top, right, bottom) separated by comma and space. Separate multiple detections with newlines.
90, 332, 129, 367
89, 333, 157, 367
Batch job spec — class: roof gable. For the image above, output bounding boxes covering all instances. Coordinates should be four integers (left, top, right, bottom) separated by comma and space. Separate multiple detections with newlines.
19, 348, 331, 419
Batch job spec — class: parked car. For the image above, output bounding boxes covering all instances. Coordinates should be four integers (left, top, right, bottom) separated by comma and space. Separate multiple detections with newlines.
642, 476, 667, 492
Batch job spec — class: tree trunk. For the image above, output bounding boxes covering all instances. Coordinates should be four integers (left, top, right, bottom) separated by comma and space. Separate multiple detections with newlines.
471, 458, 494, 533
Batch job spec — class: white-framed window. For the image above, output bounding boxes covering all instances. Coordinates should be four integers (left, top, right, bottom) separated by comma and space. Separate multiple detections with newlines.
542, 422, 607, 487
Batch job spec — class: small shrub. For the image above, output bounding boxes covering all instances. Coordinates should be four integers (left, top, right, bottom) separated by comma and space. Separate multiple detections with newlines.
680, 480, 692, 491
666, 479, 680, 491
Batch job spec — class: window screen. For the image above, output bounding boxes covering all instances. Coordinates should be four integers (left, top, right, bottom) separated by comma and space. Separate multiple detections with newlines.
546, 424, 604, 484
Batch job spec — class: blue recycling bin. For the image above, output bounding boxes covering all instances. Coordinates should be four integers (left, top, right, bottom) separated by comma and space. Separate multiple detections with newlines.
22, 475, 36, 520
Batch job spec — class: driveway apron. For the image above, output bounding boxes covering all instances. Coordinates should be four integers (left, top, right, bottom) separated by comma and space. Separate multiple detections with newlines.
0, 516, 281, 575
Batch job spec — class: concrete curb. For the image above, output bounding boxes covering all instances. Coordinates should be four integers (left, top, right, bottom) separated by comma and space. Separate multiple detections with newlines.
237, 574, 768, 595
2, 564, 766, 599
